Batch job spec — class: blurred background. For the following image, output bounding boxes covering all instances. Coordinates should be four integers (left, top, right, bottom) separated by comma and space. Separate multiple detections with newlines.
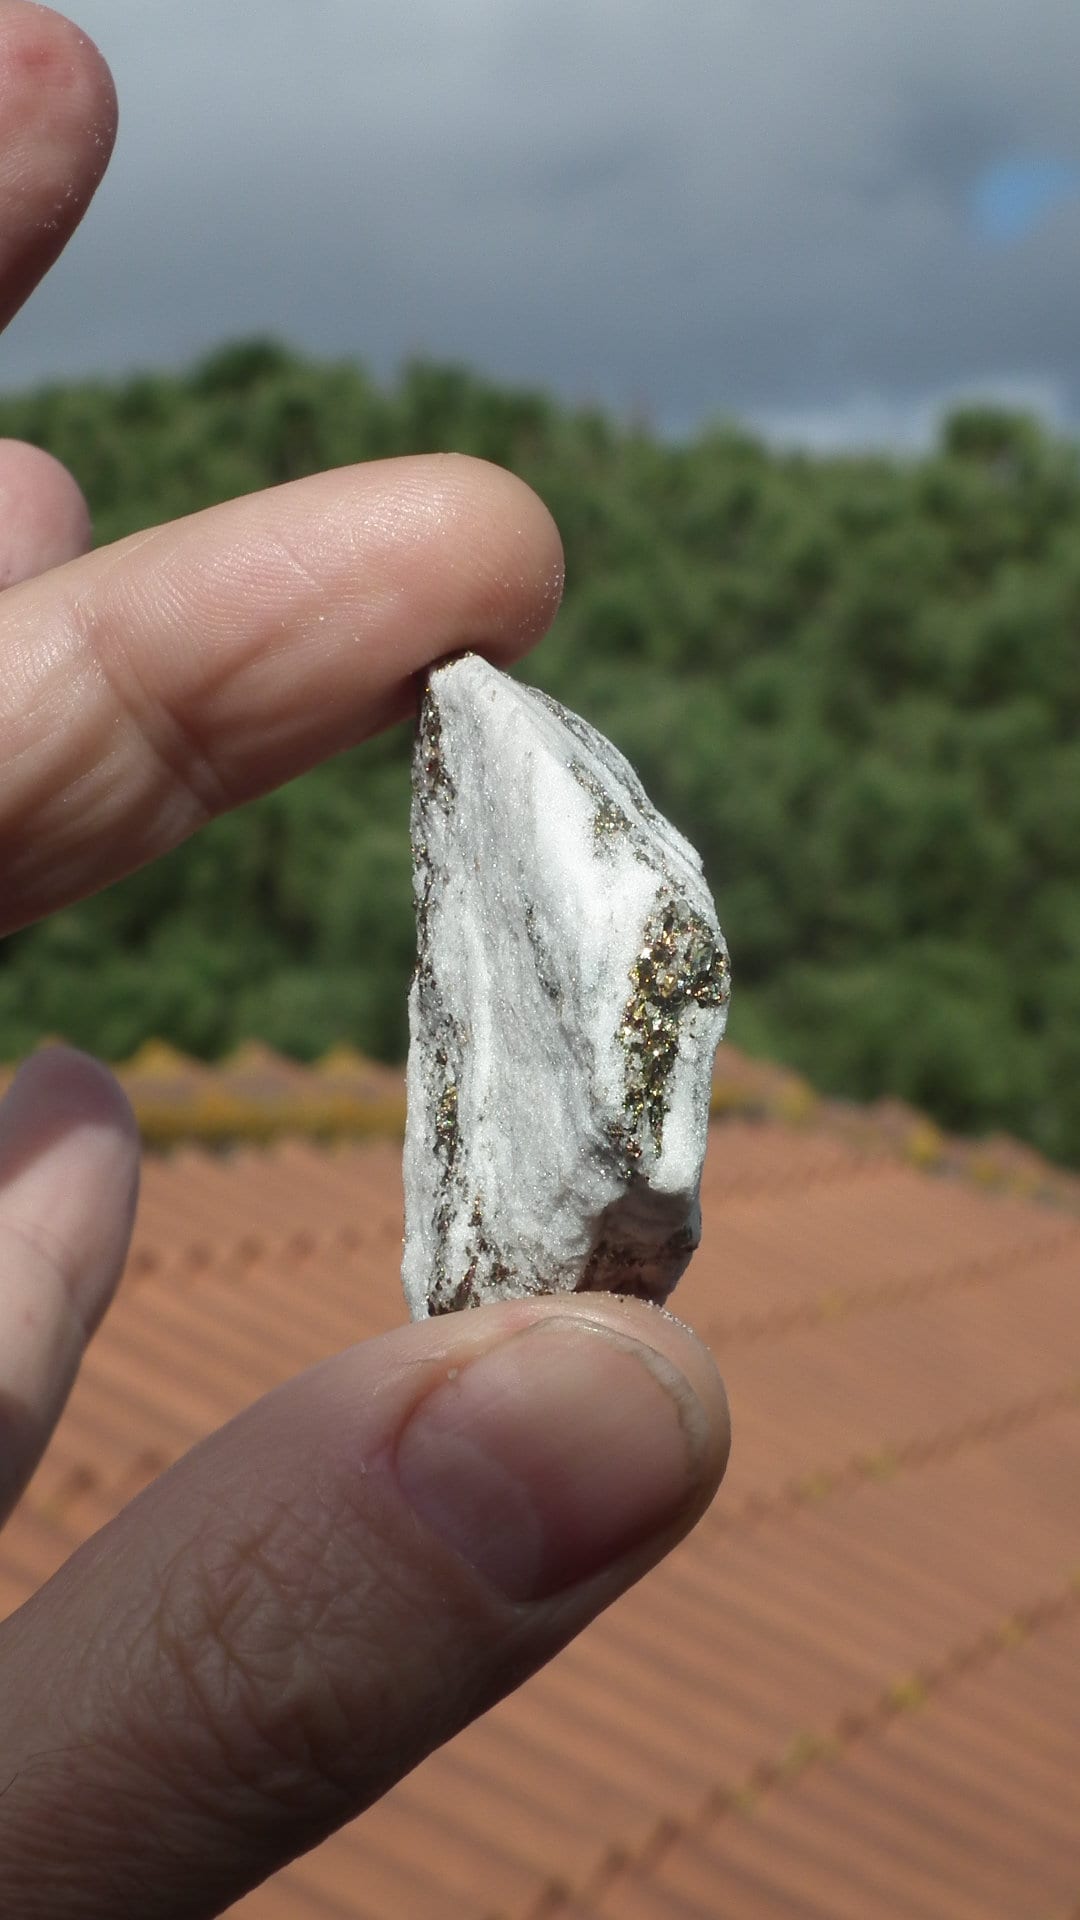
3, 0, 1080, 1167
4, 14, 1080, 1918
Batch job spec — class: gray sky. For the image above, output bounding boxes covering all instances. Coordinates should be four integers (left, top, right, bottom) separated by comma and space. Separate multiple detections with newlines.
5, 0, 1080, 446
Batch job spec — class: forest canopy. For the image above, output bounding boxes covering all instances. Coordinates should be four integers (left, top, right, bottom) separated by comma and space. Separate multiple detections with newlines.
1, 341, 1078, 1164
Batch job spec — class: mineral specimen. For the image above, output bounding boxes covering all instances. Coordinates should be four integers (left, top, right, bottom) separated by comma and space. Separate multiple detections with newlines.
402, 653, 730, 1318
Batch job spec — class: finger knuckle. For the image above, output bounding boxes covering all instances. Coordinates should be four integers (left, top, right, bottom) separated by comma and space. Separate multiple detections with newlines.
142, 1494, 363, 1827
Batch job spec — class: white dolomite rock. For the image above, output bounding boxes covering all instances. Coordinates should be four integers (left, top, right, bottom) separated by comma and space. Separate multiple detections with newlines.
402, 653, 730, 1318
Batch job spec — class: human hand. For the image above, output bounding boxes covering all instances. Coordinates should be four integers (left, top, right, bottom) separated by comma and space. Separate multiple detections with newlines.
0, 7, 731, 1915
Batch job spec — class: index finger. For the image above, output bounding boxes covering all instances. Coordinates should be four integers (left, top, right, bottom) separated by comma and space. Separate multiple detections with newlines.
0, 454, 564, 934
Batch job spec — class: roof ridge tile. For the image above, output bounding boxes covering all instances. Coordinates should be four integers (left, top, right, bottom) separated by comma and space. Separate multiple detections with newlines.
59, 1037, 1080, 1214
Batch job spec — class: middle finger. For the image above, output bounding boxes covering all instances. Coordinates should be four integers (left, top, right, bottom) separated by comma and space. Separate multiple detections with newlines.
0, 4, 116, 332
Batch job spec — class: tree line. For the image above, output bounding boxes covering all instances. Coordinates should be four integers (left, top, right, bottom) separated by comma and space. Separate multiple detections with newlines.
1, 340, 1078, 1165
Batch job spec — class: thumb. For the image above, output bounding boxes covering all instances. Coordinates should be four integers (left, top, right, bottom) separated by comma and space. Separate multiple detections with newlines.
0, 1294, 728, 1919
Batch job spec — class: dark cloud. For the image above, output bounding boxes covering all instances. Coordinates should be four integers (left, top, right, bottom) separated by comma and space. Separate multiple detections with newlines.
3, 0, 1079, 446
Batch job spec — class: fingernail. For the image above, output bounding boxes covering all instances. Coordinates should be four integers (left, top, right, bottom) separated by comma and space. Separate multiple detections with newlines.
394, 1316, 709, 1602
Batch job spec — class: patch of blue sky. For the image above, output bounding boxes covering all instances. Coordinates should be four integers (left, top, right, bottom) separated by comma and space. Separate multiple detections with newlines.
971, 155, 1080, 244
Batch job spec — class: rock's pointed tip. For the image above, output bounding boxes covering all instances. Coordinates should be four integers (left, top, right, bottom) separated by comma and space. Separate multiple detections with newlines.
426, 647, 491, 688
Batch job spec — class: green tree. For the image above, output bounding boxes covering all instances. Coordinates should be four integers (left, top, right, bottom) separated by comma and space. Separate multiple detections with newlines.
2, 343, 1078, 1163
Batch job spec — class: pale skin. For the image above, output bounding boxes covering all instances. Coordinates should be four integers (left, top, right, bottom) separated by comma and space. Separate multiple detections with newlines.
0, 7, 731, 1914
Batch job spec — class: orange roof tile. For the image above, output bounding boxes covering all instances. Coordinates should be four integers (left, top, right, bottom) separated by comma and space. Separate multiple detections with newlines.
2, 1110, 1078, 1919
17, 1037, 1078, 1211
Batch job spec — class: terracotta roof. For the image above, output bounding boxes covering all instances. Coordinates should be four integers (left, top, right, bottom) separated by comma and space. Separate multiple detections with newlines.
3, 1110, 1079, 1918
5, 1041, 1080, 1212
